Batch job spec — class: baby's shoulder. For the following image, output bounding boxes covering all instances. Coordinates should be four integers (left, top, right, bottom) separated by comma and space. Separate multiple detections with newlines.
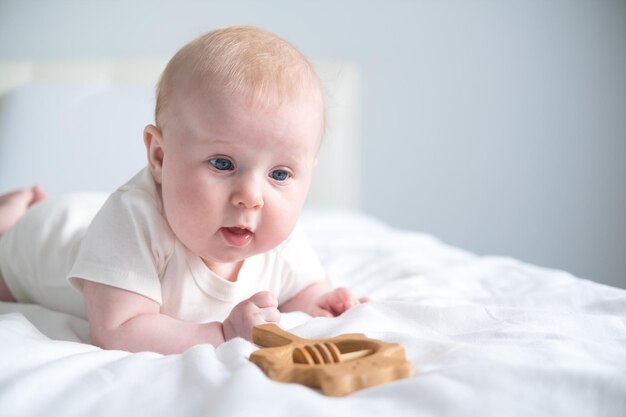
89, 168, 173, 248
270, 225, 322, 273
112, 167, 163, 213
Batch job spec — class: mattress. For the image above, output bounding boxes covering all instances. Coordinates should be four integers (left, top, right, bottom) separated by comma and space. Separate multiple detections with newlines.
1, 209, 624, 417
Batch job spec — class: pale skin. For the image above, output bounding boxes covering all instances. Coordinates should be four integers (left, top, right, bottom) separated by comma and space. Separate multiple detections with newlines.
89, 84, 368, 354
0, 84, 367, 355
0, 186, 47, 302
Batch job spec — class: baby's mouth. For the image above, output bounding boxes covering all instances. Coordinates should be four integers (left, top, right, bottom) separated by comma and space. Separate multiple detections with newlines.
221, 226, 254, 247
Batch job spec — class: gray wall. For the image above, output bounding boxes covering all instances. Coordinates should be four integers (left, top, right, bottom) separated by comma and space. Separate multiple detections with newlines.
1, 0, 625, 289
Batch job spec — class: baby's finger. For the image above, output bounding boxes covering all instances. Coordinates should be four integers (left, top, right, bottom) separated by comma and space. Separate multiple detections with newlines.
249, 291, 278, 308
358, 297, 371, 304
332, 287, 358, 312
30, 184, 47, 206
261, 307, 281, 323
313, 307, 334, 318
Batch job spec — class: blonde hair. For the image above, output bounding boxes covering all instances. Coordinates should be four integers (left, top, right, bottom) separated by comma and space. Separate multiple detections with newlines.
155, 26, 324, 130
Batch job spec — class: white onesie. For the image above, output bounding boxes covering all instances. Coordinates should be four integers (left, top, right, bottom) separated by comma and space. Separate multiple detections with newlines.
0, 167, 325, 322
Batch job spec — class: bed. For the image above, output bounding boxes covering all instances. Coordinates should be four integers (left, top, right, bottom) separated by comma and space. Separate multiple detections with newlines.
0, 60, 625, 417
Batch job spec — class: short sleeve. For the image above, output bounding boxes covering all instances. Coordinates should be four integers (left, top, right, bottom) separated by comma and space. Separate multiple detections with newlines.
67, 187, 174, 305
274, 224, 326, 303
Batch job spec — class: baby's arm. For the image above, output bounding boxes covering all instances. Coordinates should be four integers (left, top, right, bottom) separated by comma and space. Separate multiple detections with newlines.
280, 277, 369, 317
83, 281, 279, 354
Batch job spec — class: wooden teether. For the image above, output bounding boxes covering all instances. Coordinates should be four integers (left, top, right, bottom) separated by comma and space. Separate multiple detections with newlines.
249, 323, 413, 396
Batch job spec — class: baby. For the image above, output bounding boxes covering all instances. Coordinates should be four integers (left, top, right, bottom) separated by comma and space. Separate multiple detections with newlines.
0, 26, 366, 354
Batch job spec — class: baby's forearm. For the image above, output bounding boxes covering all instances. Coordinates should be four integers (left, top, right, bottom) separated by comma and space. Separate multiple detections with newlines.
83, 280, 226, 354
92, 313, 225, 354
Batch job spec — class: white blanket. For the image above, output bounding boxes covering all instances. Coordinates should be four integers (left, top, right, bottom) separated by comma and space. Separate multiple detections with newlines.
1, 210, 625, 417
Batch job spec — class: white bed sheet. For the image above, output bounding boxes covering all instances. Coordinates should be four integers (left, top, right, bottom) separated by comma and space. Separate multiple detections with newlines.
1, 210, 625, 417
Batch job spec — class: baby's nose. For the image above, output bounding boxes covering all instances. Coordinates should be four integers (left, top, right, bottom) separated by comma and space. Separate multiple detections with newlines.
231, 177, 264, 209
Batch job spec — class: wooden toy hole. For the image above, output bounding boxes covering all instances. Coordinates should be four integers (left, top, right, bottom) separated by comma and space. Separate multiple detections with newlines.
335, 340, 378, 362
293, 343, 342, 365
292, 341, 375, 365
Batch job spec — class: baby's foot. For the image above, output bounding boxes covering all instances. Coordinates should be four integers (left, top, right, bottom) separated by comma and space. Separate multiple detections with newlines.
0, 185, 47, 235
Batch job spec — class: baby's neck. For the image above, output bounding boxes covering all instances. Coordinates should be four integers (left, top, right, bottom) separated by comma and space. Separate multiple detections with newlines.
203, 259, 243, 282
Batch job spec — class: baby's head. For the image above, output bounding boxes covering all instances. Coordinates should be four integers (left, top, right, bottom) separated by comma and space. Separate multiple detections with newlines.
154, 26, 324, 132
144, 26, 325, 274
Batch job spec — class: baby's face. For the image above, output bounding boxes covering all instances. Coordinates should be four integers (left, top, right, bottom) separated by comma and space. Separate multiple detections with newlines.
154, 87, 322, 274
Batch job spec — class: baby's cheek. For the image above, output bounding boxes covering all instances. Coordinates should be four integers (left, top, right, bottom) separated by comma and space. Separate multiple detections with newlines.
264, 213, 296, 245
266, 219, 292, 245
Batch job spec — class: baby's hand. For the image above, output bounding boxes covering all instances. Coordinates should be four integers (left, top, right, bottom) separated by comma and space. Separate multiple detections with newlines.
222, 291, 280, 342
315, 287, 370, 317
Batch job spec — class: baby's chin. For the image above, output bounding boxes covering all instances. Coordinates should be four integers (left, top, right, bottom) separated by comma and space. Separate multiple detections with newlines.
200, 252, 245, 266
196, 232, 291, 267
199, 246, 261, 267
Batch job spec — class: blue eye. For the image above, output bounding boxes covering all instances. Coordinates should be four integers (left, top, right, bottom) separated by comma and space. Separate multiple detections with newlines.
209, 158, 234, 171
269, 169, 290, 181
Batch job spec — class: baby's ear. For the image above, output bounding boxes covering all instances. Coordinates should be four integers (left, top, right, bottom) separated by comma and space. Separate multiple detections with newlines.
144, 125, 165, 184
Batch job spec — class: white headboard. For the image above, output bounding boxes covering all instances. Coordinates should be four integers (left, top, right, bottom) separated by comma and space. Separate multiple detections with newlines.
0, 59, 360, 210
